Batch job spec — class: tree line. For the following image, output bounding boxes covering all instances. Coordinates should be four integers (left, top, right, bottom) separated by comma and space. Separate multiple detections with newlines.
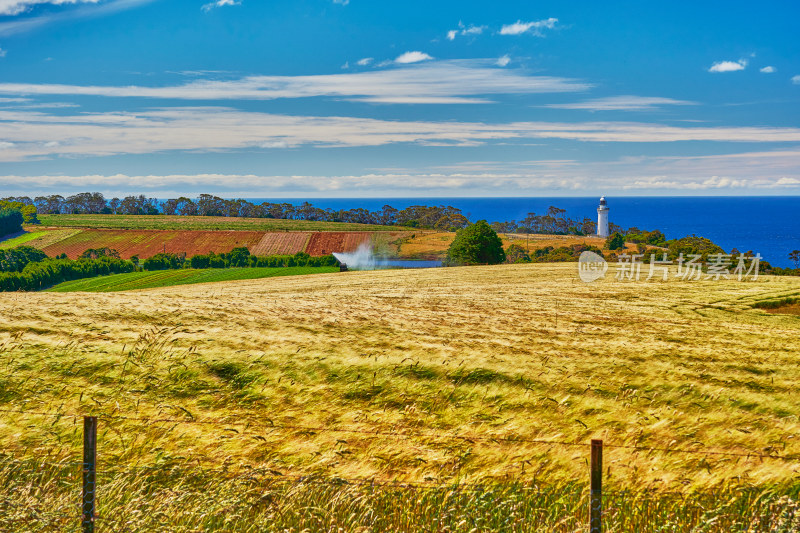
4, 193, 634, 236
0, 200, 39, 226
3, 193, 473, 231
0, 198, 39, 238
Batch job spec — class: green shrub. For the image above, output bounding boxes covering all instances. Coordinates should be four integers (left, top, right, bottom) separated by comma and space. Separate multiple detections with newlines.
606, 232, 625, 250
445, 220, 505, 266
0, 209, 23, 238
505, 243, 531, 264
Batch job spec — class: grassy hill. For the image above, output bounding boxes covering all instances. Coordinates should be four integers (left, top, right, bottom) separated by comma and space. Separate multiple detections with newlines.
2, 263, 798, 530
46, 266, 338, 292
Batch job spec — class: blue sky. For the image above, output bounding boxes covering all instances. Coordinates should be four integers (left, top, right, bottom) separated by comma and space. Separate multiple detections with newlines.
0, 0, 799, 197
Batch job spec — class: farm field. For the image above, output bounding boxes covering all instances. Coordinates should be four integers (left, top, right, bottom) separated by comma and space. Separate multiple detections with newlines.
0, 228, 82, 250
1, 263, 799, 530
46, 266, 338, 292
9, 215, 621, 262
38, 228, 266, 259
36, 213, 403, 232
8, 227, 413, 259
0, 231, 48, 249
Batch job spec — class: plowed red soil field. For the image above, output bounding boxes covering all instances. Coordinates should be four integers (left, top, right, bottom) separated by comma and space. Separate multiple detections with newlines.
305, 232, 375, 256
249, 232, 311, 256
33, 229, 417, 259
41, 229, 265, 259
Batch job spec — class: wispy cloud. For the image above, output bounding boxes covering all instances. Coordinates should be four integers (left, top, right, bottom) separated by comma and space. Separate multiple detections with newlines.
793, 75, 800, 85
499, 18, 557, 36
332, 0, 348, 5
0, 0, 99, 16
708, 59, 747, 73
446, 21, 486, 41
496, 55, 510, 67
356, 57, 372, 66
0, 60, 590, 104
394, 51, 433, 64
0, 0, 154, 36
0, 47, 5, 57
350, 96, 492, 104
2, 106, 800, 162
201, 0, 239, 12
760, 66, 776, 73
544, 95, 696, 111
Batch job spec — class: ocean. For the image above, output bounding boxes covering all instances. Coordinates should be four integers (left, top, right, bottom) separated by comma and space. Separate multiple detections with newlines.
251, 197, 800, 268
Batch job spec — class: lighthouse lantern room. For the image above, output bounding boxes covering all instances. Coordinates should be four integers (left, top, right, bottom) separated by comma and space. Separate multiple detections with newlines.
597, 197, 610, 238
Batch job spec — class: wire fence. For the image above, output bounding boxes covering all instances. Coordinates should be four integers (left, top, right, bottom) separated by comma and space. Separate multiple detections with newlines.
2, 407, 799, 532
0, 407, 796, 461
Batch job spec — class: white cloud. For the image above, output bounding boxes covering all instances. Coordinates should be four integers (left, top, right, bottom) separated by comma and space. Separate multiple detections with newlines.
446, 22, 486, 41
0, 60, 589, 104
792, 75, 800, 85
332, 0, 348, 4
259, 140, 289, 149
0, 48, 5, 57
351, 96, 492, 104
356, 57, 373, 66
708, 59, 747, 73
760, 66, 776, 73
496, 55, 510, 67
2, 107, 800, 163
544, 95, 696, 111
201, 0, 239, 12
500, 18, 557, 36
394, 51, 433, 64
0, 0, 99, 16
4, 148, 800, 198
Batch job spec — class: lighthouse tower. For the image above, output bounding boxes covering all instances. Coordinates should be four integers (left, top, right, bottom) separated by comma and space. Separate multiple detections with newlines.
596, 197, 609, 238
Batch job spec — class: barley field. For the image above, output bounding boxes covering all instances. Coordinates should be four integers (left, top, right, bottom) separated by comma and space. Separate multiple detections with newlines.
1, 263, 799, 531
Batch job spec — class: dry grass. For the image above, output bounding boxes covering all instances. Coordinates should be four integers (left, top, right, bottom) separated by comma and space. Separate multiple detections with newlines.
391, 231, 454, 259
395, 232, 637, 260
1, 263, 799, 530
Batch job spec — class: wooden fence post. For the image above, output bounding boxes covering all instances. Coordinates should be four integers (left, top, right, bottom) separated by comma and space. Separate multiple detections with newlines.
82, 416, 97, 533
590, 439, 603, 533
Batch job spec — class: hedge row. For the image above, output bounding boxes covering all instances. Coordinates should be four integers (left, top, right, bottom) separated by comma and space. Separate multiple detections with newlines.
0, 256, 136, 292
0, 246, 341, 291
143, 248, 338, 271
0, 246, 48, 273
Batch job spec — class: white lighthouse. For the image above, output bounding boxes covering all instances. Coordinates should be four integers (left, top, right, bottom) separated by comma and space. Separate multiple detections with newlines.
596, 197, 609, 238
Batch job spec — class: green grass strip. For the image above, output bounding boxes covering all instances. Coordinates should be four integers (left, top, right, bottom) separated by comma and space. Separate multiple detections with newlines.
46, 266, 338, 292
0, 231, 47, 249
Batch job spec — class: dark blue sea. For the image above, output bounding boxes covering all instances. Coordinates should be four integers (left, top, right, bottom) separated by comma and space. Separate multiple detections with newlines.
251, 197, 800, 268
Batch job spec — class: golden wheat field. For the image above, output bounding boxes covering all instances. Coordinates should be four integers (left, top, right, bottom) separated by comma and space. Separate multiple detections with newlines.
2, 263, 800, 531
